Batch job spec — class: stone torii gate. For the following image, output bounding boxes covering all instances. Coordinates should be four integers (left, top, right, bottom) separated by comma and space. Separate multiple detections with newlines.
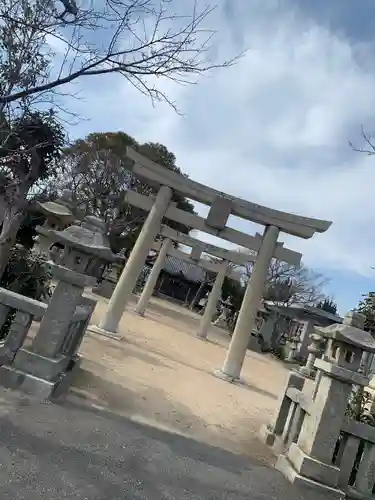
97, 147, 332, 381
135, 226, 249, 339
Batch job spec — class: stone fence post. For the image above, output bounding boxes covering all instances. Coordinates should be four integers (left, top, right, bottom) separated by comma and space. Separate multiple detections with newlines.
274, 311, 375, 498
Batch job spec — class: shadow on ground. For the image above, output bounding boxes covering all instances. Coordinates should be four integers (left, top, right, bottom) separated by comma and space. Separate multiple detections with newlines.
71, 366, 276, 466
0, 388, 328, 499
83, 331, 278, 404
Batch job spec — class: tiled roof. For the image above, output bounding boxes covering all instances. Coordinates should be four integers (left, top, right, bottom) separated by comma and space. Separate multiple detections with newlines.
162, 255, 206, 283
263, 300, 343, 323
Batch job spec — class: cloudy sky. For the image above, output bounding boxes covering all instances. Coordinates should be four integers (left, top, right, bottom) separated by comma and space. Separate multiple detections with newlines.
61, 0, 375, 313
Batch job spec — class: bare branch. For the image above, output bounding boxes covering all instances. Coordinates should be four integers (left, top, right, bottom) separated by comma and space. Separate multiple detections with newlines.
349, 125, 375, 155
236, 248, 329, 307
0, 0, 241, 110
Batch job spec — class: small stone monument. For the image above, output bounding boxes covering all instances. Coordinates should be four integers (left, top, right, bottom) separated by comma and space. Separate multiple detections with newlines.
0, 215, 117, 399
33, 190, 75, 256
92, 246, 126, 299
298, 331, 325, 379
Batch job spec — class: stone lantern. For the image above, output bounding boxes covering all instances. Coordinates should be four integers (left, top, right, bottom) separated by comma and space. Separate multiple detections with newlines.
4, 215, 117, 399
51, 216, 114, 272
50, 215, 124, 285
33, 190, 75, 256
276, 310, 375, 497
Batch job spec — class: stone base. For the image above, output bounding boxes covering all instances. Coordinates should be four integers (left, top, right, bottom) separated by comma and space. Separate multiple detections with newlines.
133, 310, 145, 318
259, 424, 277, 447
92, 280, 116, 299
196, 333, 208, 341
346, 486, 375, 500
284, 358, 297, 364
287, 442, 340, 487
12, 349, 69, 381
258, 424, 288, 455
51, 356, 82, 400
0, 356, 81, 400
276, 455, 344, 500
247, 334, 262, 353
213, 369, 244, 385
87, 325, 124, 341
297, 366, 316, 379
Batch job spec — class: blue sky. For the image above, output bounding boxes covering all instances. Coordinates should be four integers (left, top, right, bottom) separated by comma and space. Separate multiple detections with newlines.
54, 0, 375, 314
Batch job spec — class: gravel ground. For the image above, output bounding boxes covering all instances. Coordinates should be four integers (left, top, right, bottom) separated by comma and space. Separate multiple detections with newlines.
0, 387, 331, 499
76, 294, 292, 466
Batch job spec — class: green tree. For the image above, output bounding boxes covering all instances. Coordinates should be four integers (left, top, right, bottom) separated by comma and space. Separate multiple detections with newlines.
221, 276, 244, 311
0, 110, 65, 277
356, 292, 375, 334
53, 131, 195, 253
316, 297, 338, 315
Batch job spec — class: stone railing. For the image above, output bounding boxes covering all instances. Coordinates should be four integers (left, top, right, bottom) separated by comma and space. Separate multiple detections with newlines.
334, 418, 375, 497
260, 311, 375, 499
0, 288, 47, 364
0, 285, 96, 399
261, 374, 375, 498
260, 372, 311, 453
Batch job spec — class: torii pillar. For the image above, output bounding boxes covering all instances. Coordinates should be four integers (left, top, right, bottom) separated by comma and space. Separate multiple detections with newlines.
135, 237, 172, 316
215, 225, 280, 382
134, 237, 239, 320
98, 186, 172, 334
197, 260, 229, 340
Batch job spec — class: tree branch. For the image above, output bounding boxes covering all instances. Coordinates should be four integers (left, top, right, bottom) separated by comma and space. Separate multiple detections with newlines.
0, 0, 241, 109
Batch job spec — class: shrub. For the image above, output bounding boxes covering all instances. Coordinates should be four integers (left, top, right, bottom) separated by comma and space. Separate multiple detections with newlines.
0, 245, 52, 338
1, 245, 51, 299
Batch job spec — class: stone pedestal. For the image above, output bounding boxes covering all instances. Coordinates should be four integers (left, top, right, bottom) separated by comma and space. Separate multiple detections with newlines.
92, 277, 117, 299
298, 332, 324, 379
285, 335, 299, 362
0, 264, 94, 399
92, 257, 124, 299
258, 312, 278, 351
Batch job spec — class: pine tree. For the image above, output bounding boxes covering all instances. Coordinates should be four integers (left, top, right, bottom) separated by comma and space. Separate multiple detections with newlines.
356, 292, 375, 334
316, 297, 338, 315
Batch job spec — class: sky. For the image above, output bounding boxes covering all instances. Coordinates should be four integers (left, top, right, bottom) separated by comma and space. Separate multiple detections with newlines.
54, 0, 375, 314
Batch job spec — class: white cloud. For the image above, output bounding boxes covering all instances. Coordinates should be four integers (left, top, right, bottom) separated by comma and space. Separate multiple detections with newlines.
70, 0, 375, 281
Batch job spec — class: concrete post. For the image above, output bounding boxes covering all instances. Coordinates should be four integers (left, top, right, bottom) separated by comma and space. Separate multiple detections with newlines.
216, 225, 280, 381
197, 260, 228, 340
135, 237, 172, 317
98, 186, 173, 334
258, 312, 278, 351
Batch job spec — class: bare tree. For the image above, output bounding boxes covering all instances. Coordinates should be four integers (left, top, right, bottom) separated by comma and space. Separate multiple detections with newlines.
349, 126, 375, 155
0, 0, 239, 112
239, 249, 329, 307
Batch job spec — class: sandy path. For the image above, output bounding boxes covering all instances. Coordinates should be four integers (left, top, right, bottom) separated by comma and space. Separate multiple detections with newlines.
73, 293, 291, 466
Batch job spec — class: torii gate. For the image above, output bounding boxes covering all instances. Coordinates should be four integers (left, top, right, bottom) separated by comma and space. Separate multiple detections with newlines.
135, 225, 250, 339
96, 147, 331, 381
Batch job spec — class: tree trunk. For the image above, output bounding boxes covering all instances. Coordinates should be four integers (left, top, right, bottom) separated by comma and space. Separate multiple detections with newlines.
0, 203, 25, 280
0, 236, 16, 280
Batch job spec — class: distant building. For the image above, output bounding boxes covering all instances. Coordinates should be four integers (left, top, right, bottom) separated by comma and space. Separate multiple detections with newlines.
253, 301, 342, 359
154, 255, 209, 305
